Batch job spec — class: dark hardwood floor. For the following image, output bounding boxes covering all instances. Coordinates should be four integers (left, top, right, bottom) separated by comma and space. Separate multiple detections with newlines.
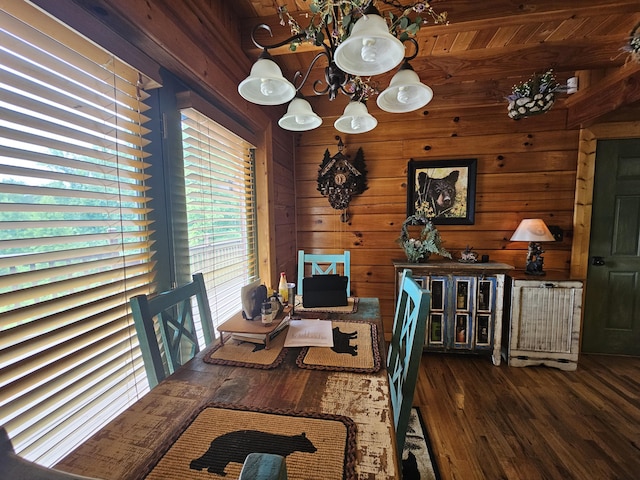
415, 353, 640, 480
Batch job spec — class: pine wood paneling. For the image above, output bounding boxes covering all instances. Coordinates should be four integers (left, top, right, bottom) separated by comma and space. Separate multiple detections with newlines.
295, 102, 580, 335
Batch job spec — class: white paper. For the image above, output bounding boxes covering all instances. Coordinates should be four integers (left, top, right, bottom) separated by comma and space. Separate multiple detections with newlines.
284, 319, 334, 347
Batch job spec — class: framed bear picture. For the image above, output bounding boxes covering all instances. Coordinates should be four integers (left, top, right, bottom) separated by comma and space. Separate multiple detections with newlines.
407, 158, 477, 224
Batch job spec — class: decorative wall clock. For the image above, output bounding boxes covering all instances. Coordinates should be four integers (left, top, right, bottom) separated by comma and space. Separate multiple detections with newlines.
317, 136, 368, 222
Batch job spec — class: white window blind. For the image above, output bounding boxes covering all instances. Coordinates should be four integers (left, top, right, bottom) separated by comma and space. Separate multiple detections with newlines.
181, 108, 258, 329
0, 3, 155, 466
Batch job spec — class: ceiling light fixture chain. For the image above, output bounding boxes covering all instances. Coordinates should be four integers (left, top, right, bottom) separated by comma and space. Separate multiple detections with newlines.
239, 1, 448, 134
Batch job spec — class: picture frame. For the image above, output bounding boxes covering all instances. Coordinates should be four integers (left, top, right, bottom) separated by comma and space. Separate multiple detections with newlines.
407, 158, 477, 225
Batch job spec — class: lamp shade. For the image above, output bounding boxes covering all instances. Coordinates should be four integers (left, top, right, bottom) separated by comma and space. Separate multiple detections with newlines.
334, 101, 378, 134
334, 10, 405, 76
377, 63, 434, 113
510, 219, 555, 242
278, 97, 323, 131
238, 57, 296, 105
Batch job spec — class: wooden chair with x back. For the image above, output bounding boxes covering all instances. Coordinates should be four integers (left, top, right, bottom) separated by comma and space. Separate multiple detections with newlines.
387, 268, 430, 462
297, 250, 351, 296
130, 273, 215, 389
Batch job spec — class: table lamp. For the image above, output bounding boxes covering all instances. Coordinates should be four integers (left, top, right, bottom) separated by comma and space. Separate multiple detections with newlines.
510, 218, 555, 275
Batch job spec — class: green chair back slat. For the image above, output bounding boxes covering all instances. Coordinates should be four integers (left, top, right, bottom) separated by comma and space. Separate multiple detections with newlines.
297, 250, 351, 296
387, 268, 430, 461
130, 273, 215, 389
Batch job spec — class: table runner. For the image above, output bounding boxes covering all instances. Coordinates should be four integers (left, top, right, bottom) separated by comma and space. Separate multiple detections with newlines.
204, 330, 287, 369
142, 404, 356, 480
296, 320, 381, 373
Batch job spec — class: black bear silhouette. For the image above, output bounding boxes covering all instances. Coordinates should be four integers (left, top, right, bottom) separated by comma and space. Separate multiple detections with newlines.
402, 451, 421, 479
331, 327, 358, 356
189, 430, 317, 476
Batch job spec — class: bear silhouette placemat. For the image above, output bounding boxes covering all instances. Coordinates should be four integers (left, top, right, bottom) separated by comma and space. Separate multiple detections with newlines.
296, 320, 381, 373
142, 403, 356, 480
203, 329, 287, 369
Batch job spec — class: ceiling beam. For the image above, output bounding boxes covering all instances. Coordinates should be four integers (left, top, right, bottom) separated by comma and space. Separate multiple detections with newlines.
240, 0, 640, 57
565, 62, 640, 128
414, 38, 629, 81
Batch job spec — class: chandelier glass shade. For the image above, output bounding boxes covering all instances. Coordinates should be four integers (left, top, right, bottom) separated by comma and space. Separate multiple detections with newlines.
238, 1, 447, 133
377, 61, 434, 113
334, 100, 378, 134
333, 11, 405, 76
237, 53, 296, 105
278, 95, 323, 131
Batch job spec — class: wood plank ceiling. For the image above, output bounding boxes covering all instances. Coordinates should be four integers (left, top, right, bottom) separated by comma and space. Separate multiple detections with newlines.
231, 0, 640, 126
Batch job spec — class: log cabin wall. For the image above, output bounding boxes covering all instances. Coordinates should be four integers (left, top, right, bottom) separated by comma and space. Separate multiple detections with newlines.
296, 102, 579, 334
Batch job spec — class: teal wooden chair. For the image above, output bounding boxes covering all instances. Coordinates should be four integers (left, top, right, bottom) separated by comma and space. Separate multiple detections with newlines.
0, 427, 102, 479
130, 273, 215, 389
387, 269, 430, 460
297, 250, 351, 296
239, 453, 287, 480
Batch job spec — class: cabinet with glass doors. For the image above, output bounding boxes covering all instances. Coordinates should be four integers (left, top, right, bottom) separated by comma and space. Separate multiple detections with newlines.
393, 261, 514, 365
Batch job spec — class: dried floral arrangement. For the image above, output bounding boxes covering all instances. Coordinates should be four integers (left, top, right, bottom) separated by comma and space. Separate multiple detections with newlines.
397, 214, 451, 263
624, 22, 640, 62
506, 69, 558, 120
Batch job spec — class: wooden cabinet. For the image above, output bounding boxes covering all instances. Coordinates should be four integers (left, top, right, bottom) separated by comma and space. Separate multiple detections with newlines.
506, 276, 583, 371
393, 261, 514, 365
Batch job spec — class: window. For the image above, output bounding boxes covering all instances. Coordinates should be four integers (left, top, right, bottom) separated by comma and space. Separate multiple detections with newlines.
0, 3, 154, 465
180, 108, 258, 333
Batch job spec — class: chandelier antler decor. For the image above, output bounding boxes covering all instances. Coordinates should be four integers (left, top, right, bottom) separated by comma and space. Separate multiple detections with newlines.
238, 1, 447, 134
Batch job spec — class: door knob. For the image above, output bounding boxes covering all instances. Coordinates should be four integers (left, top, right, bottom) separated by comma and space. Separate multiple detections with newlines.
591, 256, 605, 266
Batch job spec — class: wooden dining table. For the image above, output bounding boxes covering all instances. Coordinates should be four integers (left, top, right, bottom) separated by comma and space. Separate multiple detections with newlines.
54, 297, 400, 480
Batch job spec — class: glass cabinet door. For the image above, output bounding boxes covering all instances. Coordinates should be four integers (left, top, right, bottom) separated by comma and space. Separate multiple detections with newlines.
427, 277, 446, 347
477, 280, 492, 311
474, 277, 496, 350
452, 277, 474, 349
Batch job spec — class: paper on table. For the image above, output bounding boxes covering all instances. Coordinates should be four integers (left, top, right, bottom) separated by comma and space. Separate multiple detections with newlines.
284, 319, 334, 347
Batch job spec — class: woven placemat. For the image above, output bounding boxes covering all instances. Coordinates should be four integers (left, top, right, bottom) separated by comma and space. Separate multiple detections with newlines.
296, 320, 381, 373
203, 330, 287, 369
142, 403, 356, 480
294, 296, 359, 314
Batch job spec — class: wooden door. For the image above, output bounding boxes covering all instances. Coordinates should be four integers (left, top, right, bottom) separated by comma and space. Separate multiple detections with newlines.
582, 139, 640, 355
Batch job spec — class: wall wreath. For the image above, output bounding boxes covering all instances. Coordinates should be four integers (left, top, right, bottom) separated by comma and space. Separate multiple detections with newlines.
317, 136, 368, 222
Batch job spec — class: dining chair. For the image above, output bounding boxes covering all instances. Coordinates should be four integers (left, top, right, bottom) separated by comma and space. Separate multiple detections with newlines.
387, 268, 430, 461
238, 453, 288, 480
0, 427, 102, 480
130, 273, 215, 389
297, 250, 351, 296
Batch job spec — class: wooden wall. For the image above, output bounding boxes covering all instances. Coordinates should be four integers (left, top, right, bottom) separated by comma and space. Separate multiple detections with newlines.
296, 102, 579, 334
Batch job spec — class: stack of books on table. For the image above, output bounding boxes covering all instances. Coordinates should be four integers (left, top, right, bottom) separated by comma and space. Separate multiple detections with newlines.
231, 316, 290, 344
